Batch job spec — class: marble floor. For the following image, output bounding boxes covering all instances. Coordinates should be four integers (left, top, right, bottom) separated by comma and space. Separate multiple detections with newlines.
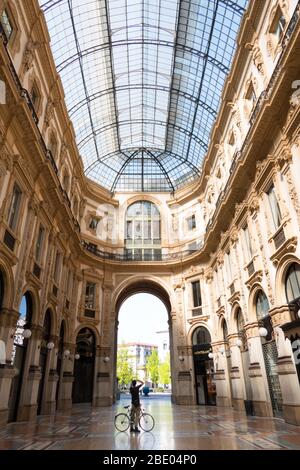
1, 395, 300, 450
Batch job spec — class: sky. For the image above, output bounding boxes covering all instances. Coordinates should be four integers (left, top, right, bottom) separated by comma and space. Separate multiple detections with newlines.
117, 293, 168, 346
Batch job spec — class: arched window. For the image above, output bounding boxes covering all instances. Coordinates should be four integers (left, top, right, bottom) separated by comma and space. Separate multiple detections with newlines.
125, 201, 161, 261
285, 263, 300, 303
256, 291, 270, 320
0, 270, 4, 310
192, 326, 211, 345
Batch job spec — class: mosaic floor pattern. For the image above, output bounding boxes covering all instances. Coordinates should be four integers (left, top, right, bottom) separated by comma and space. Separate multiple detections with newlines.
1, 395, 300, 450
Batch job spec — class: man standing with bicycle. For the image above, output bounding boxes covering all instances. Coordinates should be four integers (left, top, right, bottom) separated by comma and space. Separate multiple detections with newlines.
129, 379, 144, 433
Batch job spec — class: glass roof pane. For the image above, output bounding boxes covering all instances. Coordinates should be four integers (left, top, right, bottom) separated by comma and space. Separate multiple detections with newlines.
40, 0, 248, 192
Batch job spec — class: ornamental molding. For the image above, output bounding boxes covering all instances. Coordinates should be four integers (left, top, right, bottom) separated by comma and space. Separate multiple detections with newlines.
270, 236, 298, 267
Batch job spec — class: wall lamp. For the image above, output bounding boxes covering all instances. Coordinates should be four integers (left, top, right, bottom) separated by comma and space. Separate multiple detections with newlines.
47, 342, 55, 350
64, 349, 71, 358
103, 356, 110, 363
22, 329, 32, 339
259, 327, 268, 337
75, 353, 80, 360
178, 355, 184, 362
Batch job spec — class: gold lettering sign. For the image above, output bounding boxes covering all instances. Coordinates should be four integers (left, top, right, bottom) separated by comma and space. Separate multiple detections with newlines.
194, 349, 210, 355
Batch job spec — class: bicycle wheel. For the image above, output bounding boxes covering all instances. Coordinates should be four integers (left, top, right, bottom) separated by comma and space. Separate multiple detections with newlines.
115, 413, 130, 432
139, 413, 155, 432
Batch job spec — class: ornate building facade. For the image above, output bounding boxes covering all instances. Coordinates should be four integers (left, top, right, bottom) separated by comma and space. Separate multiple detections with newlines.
0, 0, 300, 428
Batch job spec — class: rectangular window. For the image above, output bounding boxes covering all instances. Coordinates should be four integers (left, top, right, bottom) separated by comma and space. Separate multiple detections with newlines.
267, 185, 282, 230
30, 84, 39, 109
187, 214, 196, 231
273, 12, 286, 41
192, 280, 202, 307
243, 225, 253, 260
8, 184, 22, 232
126, 220, 133, 239
85, 282, 96, 309
1, 9, 13, 41
246, 83, 257, 111
225, 251, 232, 281
35, 225, 45, 263
53, 252, 61, 284
67, 270, 73, 299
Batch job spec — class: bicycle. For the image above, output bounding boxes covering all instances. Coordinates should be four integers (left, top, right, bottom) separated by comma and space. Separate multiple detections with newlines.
114, 405, 155, 432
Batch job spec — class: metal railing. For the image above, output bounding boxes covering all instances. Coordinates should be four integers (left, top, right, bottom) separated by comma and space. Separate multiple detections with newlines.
81, 240, 203, 262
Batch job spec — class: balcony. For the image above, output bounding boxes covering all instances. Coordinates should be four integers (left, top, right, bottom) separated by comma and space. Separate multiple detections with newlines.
192, 306, 203, 317
82, 240, 202, 262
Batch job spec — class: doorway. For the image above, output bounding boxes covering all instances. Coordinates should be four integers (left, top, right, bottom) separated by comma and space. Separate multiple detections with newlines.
192, 327, 216, 406
117, 293, 170, 391
72, 328, 95, 403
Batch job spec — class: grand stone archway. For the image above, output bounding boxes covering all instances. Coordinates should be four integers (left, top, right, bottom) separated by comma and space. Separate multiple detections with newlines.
96, 276, 194, 406
114, 280, 173, 401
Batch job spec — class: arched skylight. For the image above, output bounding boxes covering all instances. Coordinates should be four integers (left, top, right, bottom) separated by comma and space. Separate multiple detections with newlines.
40, 0, 248, 192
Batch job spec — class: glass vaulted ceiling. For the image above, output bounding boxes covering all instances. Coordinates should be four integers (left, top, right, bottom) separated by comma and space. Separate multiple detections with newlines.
40, 0, 248, 192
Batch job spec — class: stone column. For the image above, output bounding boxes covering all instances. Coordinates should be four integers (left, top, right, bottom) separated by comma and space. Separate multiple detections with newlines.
94, 284, 114, 406
245, 322, 273, 417
94, 345, 113, 406
42, 335, 59, 415
57, 342, 75, 410
17, 324, 42, 422
228, 334, 246, 410
212, 341, 232, 407
175, 344, 193, 405
172, 285, 193, 405
0, 308, 19, 424
270, 305, 300, 425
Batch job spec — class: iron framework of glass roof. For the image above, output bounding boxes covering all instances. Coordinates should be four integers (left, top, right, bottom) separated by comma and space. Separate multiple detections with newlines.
40, 0, 248, 192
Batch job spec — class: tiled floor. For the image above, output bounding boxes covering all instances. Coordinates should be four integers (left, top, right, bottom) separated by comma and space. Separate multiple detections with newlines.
1, 395, 300, 450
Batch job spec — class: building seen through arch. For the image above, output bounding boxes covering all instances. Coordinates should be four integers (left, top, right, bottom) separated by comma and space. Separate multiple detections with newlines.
0, 0, 300, 444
